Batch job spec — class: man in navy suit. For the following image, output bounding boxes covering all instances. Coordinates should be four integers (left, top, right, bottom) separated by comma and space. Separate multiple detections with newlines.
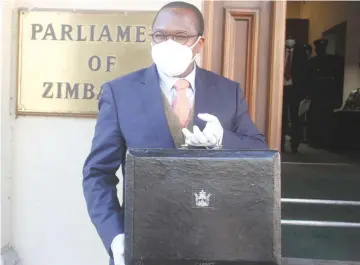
83, 2, 267, 265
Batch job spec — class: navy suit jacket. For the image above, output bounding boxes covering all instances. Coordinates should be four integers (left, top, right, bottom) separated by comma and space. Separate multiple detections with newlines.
82, 64, 267, 261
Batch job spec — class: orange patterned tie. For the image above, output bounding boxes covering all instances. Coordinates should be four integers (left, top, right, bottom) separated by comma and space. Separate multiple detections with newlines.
173, 79, 191, 127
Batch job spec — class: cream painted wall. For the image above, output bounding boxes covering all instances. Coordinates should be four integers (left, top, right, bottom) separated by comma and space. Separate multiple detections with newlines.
286, 1, 302, 19
287, 1, 360, 103
1, 1, 202, 265
1, 0, 14, 250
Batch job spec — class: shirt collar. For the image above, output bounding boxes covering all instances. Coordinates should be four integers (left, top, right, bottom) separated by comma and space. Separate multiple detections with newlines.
157, 63, 197, 93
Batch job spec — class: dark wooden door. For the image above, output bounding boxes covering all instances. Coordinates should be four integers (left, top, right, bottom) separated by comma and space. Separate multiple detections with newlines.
322, 21, 347, 57
286, 19, 309, 45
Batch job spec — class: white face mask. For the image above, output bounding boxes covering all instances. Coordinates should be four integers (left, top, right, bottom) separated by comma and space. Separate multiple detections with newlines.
151, 37, 201, 77
285, 39, 296, 48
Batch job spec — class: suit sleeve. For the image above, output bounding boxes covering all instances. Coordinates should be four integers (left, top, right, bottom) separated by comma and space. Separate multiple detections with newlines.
222, 83, 268, 149
82, 82, 125, 257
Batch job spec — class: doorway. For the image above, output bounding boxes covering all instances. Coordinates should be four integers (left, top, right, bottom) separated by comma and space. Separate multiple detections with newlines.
281, 1, 360, 263
203, 1, 360, 264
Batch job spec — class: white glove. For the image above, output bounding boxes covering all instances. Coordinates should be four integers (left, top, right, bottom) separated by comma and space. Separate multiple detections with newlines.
182, 113, 223, 147
111, 234, 125, 265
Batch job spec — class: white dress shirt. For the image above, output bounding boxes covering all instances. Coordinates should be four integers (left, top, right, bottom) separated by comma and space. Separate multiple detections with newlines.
157, 63, 196, 105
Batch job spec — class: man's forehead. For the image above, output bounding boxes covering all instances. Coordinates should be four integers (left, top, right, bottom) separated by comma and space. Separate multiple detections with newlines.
153, 8, 197, 33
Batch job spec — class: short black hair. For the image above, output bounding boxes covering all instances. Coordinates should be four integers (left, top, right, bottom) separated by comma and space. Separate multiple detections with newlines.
152, 1, 205, 35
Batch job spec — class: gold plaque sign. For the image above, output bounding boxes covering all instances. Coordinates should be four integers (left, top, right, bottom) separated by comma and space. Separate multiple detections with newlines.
17, 10, 156, 117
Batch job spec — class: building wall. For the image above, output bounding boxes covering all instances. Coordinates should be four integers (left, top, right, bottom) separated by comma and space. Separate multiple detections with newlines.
286, 1, 302, 19
1, 1, 202, 265
287, 1, 360, 103
1, 0, 13, 250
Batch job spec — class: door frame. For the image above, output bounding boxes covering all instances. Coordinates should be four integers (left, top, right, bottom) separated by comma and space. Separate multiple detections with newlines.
202, 1, 287, 150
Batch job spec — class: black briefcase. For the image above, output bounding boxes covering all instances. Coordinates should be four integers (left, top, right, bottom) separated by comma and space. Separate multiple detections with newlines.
124, 149, 281, 265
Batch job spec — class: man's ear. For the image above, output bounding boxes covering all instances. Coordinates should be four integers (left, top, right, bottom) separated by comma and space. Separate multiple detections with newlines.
195, 37, 205, 54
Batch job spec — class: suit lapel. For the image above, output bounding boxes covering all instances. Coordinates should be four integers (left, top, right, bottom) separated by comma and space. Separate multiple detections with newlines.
139, 64, 175, 148
194, 67, 210, 131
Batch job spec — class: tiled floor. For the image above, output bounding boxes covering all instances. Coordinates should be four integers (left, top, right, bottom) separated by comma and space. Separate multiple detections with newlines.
281, 143, 360, 262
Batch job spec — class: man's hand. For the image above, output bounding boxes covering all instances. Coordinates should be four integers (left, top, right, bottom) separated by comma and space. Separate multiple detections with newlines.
111, 234, 124, 265
182, 113, 223, 147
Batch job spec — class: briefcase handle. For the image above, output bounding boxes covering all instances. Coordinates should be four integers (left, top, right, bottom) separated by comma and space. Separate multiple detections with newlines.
180, 144, 223, 150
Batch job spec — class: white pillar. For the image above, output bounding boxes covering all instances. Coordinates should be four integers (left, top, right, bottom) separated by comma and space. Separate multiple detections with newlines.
1, 0, 16, 262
